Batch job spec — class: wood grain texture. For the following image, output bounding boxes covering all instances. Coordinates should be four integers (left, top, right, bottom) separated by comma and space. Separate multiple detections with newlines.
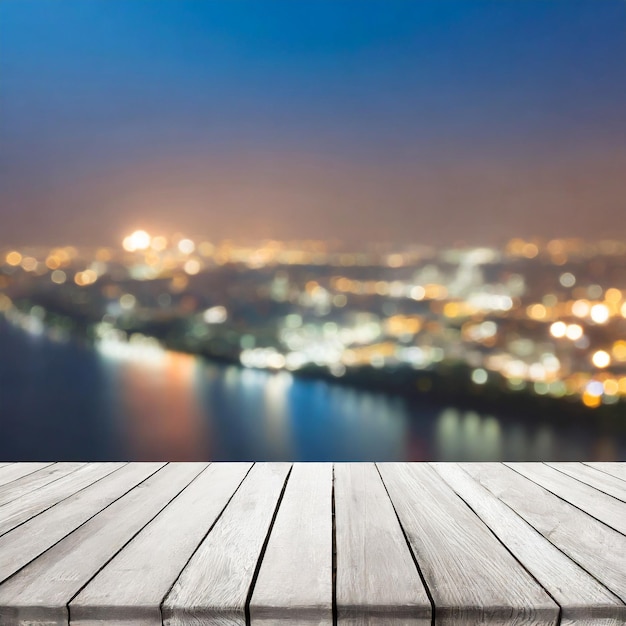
435, 463, 626, 626
163, 462, 291, 626
0, 463, 203, 626
585, 463, 626, 483
0, 462, 85, 506
0, 462, 125, 537
0, 462, 54, 488
546, 463, 626, 503
334, 463, 431, 626
71, 463, 252, 626
0, 462, 162, 586
506, 463, 626, 535
377, 463, 559, 626
463, 463, 626, 604
250, 463, 333, 626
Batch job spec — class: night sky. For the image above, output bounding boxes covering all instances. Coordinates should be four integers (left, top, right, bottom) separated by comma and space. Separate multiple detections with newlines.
1, 0, 625, 247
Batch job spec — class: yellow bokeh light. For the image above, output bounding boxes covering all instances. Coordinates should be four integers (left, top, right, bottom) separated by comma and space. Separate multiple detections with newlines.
521, 243, 539, 258
612, 340, 626, 362
603, 379, 619, 396
5, 251, 22, 266
591, 350, 611, 368
526, 303, 546, 320
151, 236, 167, 252
582, 391, 601, 408
605, 288, 622, 303
184, 259, 201, 275
21, 256, 38, 272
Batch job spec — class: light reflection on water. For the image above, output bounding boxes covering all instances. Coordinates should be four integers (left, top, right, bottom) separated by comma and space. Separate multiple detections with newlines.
0, 319, 624, 461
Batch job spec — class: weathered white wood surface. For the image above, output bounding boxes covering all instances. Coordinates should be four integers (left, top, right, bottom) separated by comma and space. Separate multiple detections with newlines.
377, 463, 559, 625
0, 463, 204, 626
250, 463, 333, 626
0, 462, 623, 625
0, 462, 161, 584
334, 463, 431, 626
507, 462, 626, 535
0, 462, 54, 487
546, 462, 626, 502
463, 463, 626, 603
163, 463, 291, 626
0, 461, 125, 537
584, 462, 626, 483
71, 463, 252, 626
434, 463, 626, 626
0, 462, 85, 506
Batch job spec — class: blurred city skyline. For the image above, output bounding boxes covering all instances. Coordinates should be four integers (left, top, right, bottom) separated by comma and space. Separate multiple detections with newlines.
2, 0, 626, 247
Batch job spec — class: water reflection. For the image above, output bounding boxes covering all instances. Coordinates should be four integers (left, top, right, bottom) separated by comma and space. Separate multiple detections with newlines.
0, 319, 625, 461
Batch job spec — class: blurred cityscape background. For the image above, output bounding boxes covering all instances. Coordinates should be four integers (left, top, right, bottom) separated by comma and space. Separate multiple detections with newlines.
1, 1, 626, 460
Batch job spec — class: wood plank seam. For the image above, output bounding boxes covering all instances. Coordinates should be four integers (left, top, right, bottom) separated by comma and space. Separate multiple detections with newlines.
463, 463, 626, 607
374, 463, 436, 626
65, 463, 212, 623
0, 462, 129, 540
441, 464, 566, 624
243, 464, 293, 626
505, 463, 626, 538
0, 463, 87, 507
155, 462, 255, 625
0, 462, 162, 588
582, 463, 626, 483
544, 462, 626, 503
0, 463, 56, 489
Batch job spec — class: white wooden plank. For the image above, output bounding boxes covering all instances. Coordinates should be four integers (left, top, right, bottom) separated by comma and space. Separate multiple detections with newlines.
585, 463, 626, 483
71, 463, 252, 626
546, 463, 626, 503
506, 463, 626, 536
377, 463, 558, 626
0, 462, 85, 506
0, 463, 205, 626
250, 463, 333, 626
334, 463, 431, 626
0, 462, 54, 487
0, 462, 125, 537
463, 463, 626, 603
0, 462, 162, 585
163, 462, 291, 626
435, 463, 626, 626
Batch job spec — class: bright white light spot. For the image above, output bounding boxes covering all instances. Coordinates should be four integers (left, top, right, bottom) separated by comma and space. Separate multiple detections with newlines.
410, 286, 426, 301
203, 306, 227, 324
590, 303, 609, 324
586, 380, 604, 397
592, 350, 611, 368
178, 239, 195, 254
563, 323, 582, 341
123, 230, 151, 252
550, 321, 567, 338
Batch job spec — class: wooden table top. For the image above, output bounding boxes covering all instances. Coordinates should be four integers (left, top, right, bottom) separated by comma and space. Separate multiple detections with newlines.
0, 462, 624, 625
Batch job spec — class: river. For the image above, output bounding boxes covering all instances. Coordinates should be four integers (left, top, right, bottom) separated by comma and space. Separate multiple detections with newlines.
0, 317, 624, 461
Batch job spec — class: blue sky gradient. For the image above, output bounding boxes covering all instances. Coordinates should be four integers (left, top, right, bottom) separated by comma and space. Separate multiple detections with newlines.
1, 0, 625, 245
